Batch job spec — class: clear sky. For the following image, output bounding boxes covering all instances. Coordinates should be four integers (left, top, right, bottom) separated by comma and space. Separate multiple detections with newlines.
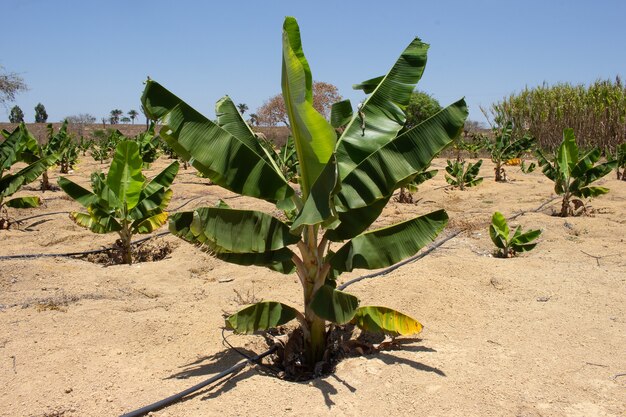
2, 0, 625, 126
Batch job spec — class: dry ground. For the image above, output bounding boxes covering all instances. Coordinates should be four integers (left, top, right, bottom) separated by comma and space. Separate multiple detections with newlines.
0, 156, 624, 417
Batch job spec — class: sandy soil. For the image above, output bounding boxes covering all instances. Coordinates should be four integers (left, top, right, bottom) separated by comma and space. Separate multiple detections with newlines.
1, 155, 624, 417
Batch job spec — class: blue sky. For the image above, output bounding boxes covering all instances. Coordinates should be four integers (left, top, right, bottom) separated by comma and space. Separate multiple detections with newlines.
2, 0, 625, 126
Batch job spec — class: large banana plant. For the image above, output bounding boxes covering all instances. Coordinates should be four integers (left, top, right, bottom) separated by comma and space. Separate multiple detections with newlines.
537, 128, 616, 217
58, 141, 179, 264
1, 124, 58, 227
141, 17, 467, 367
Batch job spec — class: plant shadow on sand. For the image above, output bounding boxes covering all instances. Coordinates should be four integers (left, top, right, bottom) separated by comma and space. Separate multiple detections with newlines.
164, 335, 445, 408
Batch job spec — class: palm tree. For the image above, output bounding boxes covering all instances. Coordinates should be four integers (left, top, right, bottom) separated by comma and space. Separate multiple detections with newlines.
109, 109, 123, 124
248, 113, 258, 126
128, 109, 139, 124
237, 103, 248, 115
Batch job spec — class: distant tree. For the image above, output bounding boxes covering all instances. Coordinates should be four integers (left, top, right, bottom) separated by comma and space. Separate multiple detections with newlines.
404, 91, 441, 129
248, 113, 258, 126
237, 103, 248, 115
0, 66, 28, 106
66, 113, 97, 137
256, 81, 341, 127
109, 109, 123, 124
34, 103, 48, 123
9, 105, 24, 123
464, 119, 485, 133
128, 109, 139, 124
121, 116, 131, 124
66, 113, 97, 124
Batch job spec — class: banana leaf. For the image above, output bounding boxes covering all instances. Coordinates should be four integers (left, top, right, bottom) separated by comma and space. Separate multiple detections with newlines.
351, 306, 423, 336
226, 301, 299, 334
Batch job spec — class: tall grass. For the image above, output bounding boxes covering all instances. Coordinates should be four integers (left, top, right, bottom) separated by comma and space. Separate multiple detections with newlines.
488, 76, 626, 151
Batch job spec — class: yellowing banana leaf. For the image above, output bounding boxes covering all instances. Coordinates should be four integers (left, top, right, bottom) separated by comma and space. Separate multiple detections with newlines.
141, 80, 293, 203
329, 209, 448, 272
310, 285, 359, 325
281, 16, 336, 198
132, 211, 169, 234
107, 141, 144, 211
351, 306, 423, 336
335, 38, 429, 179
5, 196, 41, 208
70, 211, 121, 234
226, 301, 299, 334
336, 100, 467, 210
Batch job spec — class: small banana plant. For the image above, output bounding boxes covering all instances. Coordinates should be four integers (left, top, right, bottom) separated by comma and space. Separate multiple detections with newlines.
58, 141, 179, 264
445, 159, 483, 190
0, 124, 58, 228
489, 211, 541, 258
397, 166, 438, 203
134, 123, 161, 167
487, 122, 535, 182
537, 128, 616, 217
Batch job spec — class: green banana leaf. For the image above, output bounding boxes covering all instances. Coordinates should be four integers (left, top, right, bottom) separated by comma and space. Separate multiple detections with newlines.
141, 80, 294, 203
226, 301, 299, 334
324, 196, 391, 242
142, 161, 180, 196
310, 285, 359, 324
557, 128, 577, 181
290, 155, 339, 230
351, 306, 423, 336
328, 209, 448, 273
510, 226, 542, 253
5, 196, 41, 208
0, 154, 58, 198
335, 38, 429, 179
57, 177, 98, 208
107, 141, 144, 211
281, 17, 336, 198
330, 100, 354, 128
489, 212, 509, 250
336, 100, 467, 210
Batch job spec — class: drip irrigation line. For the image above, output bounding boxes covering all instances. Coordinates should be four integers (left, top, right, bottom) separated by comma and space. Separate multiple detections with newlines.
0, 231, 171, 260
119, 345, 278, 417
14, 211, 70, 224
339, 195, 559, 291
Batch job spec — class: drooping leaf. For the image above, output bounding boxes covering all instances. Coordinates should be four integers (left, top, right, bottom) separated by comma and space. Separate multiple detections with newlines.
282, 17, 337, 198
310, 285, 359, 324
352, 75, 384, 94
510, 227, 542, 253
5, 196, 41, 208
330, 100, 353, 128
351, 306, 423, 336
132, 211, 169, 234
70, 210, 121, 234
336, 100, 467, 210
335, 38, 430, 179
226, 301, 299, 334
325, 196, 391, 242
329, 209, 448, 272
141, 80, 294, 203
57, 177, 98, 208
0, 154, 58, 199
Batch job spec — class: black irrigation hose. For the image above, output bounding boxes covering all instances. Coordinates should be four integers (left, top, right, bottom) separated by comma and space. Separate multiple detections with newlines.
0, 231, 171, 260
14, 211, 70, 224
119, 345, 278, 417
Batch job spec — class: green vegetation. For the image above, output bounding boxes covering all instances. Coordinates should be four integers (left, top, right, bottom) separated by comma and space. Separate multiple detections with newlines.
606, 143, 626, 180
486, 122, 535, 182
9, 105, 24, 123
537, 128, 616, 217
58, 141, 179, 264
0, 124, 58, 227
445, 159, 483, 190
34, 103, 48, 123
141, 17, 467, 369
490, 77, 626, 150
489, 211, 541, 258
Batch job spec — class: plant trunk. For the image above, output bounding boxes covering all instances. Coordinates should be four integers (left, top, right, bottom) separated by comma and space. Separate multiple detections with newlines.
495, 161, 503, 182
118, 224, 133, 265
560, 192, 570, 217
41, 170, 50, 191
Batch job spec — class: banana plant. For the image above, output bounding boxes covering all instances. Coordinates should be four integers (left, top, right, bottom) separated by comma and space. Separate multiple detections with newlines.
141, 17, 467, 368
445, 159, 483, 190
397, 166, 438, 203
133, 123, 161, 167
489, 211, 541, 258
487, 122, 536, 182
537, 128, 616, 217
1, 124, 58, 227
58, 141, 179, 264
605, 143, 626, 180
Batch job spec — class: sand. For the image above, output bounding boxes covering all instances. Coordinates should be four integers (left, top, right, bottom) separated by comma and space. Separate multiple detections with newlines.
1, 156, 624, 417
